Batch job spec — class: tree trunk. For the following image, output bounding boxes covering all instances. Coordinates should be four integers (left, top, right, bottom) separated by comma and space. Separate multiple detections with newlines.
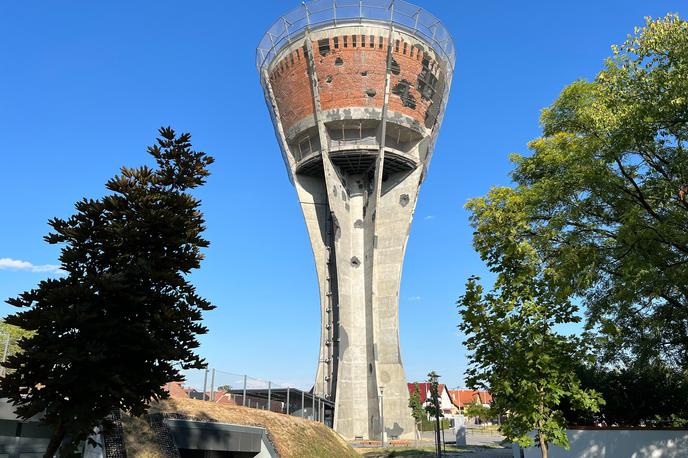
44, 422, 65, 458
539, 434, 548, 458
435, 413, 441, 457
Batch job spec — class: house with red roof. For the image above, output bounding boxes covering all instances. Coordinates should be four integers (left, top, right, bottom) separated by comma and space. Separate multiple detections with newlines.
449, 390, 492, 412
447, 389, 493, 411
407, 382, 461, 417
164, 381, 190, 399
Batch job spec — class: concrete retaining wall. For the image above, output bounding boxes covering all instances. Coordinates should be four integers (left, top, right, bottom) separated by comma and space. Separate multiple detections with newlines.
516, 429, 688, 458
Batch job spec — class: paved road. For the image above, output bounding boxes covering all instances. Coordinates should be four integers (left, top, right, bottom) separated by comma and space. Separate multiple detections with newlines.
420, 428, 506, 447
454, 449, 512, 458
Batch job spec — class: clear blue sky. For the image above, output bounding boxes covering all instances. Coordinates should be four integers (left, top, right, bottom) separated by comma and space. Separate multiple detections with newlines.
1, 1, 685, 389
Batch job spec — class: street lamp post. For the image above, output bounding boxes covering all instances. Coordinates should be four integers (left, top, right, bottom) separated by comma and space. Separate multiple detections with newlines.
379, 385, 385, 447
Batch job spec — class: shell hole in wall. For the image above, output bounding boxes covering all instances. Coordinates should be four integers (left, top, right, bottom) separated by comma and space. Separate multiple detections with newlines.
390, 59, 400, 75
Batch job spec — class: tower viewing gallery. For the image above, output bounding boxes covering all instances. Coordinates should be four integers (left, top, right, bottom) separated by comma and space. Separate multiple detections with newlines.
257, 0, 455, 441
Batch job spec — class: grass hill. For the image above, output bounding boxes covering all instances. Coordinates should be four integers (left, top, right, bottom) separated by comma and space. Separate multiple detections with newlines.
121, 397, 360, 458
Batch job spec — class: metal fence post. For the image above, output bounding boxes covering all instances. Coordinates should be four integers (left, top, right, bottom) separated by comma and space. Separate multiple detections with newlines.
202, 367, 208, 401
209, 368, 216, 402
268, 381, 272, 412
243, 375, 247, 406
286, 387, 290, 415
301, 391, 305, 418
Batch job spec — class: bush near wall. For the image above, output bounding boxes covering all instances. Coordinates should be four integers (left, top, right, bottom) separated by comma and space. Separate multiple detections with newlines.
419, 418, 451, 431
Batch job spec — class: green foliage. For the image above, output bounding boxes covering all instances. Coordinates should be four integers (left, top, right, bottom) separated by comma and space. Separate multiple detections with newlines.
424, 371, 443, 420
0, 127, 215, 455
564, 362, 688, 426
461, 16, 688, 455
458, 275, 602, 453
0, 321, 33, 359
463, 402, 492, 423
408, 382, 425, 426
419, 418, 451, 431
467, 14, 688, 368
425, 371, 443, 455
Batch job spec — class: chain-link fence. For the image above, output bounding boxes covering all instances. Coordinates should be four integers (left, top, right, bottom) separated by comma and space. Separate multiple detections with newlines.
166, 368, 334, 427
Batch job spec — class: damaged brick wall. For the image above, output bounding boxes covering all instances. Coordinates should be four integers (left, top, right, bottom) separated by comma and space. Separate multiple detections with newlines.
314, 34, 387, 112
267, 30, 446, 136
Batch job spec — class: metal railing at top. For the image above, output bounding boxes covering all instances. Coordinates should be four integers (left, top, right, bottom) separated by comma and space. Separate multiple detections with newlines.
256, 0, 456, 74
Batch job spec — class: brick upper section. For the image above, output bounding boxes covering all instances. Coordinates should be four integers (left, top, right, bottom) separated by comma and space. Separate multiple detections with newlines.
269, 46, 314, 135
315, 34, 387, 113
268, 31, 445, 135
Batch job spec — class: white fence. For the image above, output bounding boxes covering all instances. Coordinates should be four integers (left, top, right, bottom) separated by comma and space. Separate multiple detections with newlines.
516, 429, 688, 458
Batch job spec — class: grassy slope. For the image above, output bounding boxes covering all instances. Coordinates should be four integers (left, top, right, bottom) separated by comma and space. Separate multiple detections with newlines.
121, 414, 165, 458
122, 397, 359, 458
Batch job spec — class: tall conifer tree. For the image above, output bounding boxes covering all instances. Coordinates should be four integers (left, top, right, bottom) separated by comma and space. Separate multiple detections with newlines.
0, 128, 215, 456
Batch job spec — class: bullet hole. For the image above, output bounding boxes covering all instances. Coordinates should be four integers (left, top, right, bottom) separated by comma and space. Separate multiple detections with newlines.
390, 58, 400, 75
399, 194, 410, 207
341, 190, 347, 201
332, 185, 337, 195
365, 88, 377, 97
392, 79, 417, 109
354, 219, 364, 228
345, 203, 350, 212
361, 71, 368, 76
351, 256, 361, 267
326, 75, 333, 83
318, 38, 331, 57
369, 363, 373, 374
335, 57, 344, 66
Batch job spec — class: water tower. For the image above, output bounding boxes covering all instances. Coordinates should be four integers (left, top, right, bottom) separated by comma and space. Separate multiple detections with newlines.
257, 0, 455, 440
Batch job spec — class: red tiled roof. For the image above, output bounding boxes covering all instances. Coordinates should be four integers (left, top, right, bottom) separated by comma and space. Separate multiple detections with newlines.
164, 381, 190, 399
407, 382, 450, 404
448, 389, 492, 407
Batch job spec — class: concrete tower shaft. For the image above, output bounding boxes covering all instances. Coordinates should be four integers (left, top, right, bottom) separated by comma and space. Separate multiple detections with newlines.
257, 0, 455, 441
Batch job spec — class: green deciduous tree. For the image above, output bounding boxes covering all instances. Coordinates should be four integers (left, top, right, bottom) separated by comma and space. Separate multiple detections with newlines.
468, 14, 688, 368
463, 401, 491, 424
0, 128, 215, 456
567, 362, 688, 427
408, 382, 425, 434
459, 274, 602, 458
0, 321, 33, 360
425, 371, 443, 458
